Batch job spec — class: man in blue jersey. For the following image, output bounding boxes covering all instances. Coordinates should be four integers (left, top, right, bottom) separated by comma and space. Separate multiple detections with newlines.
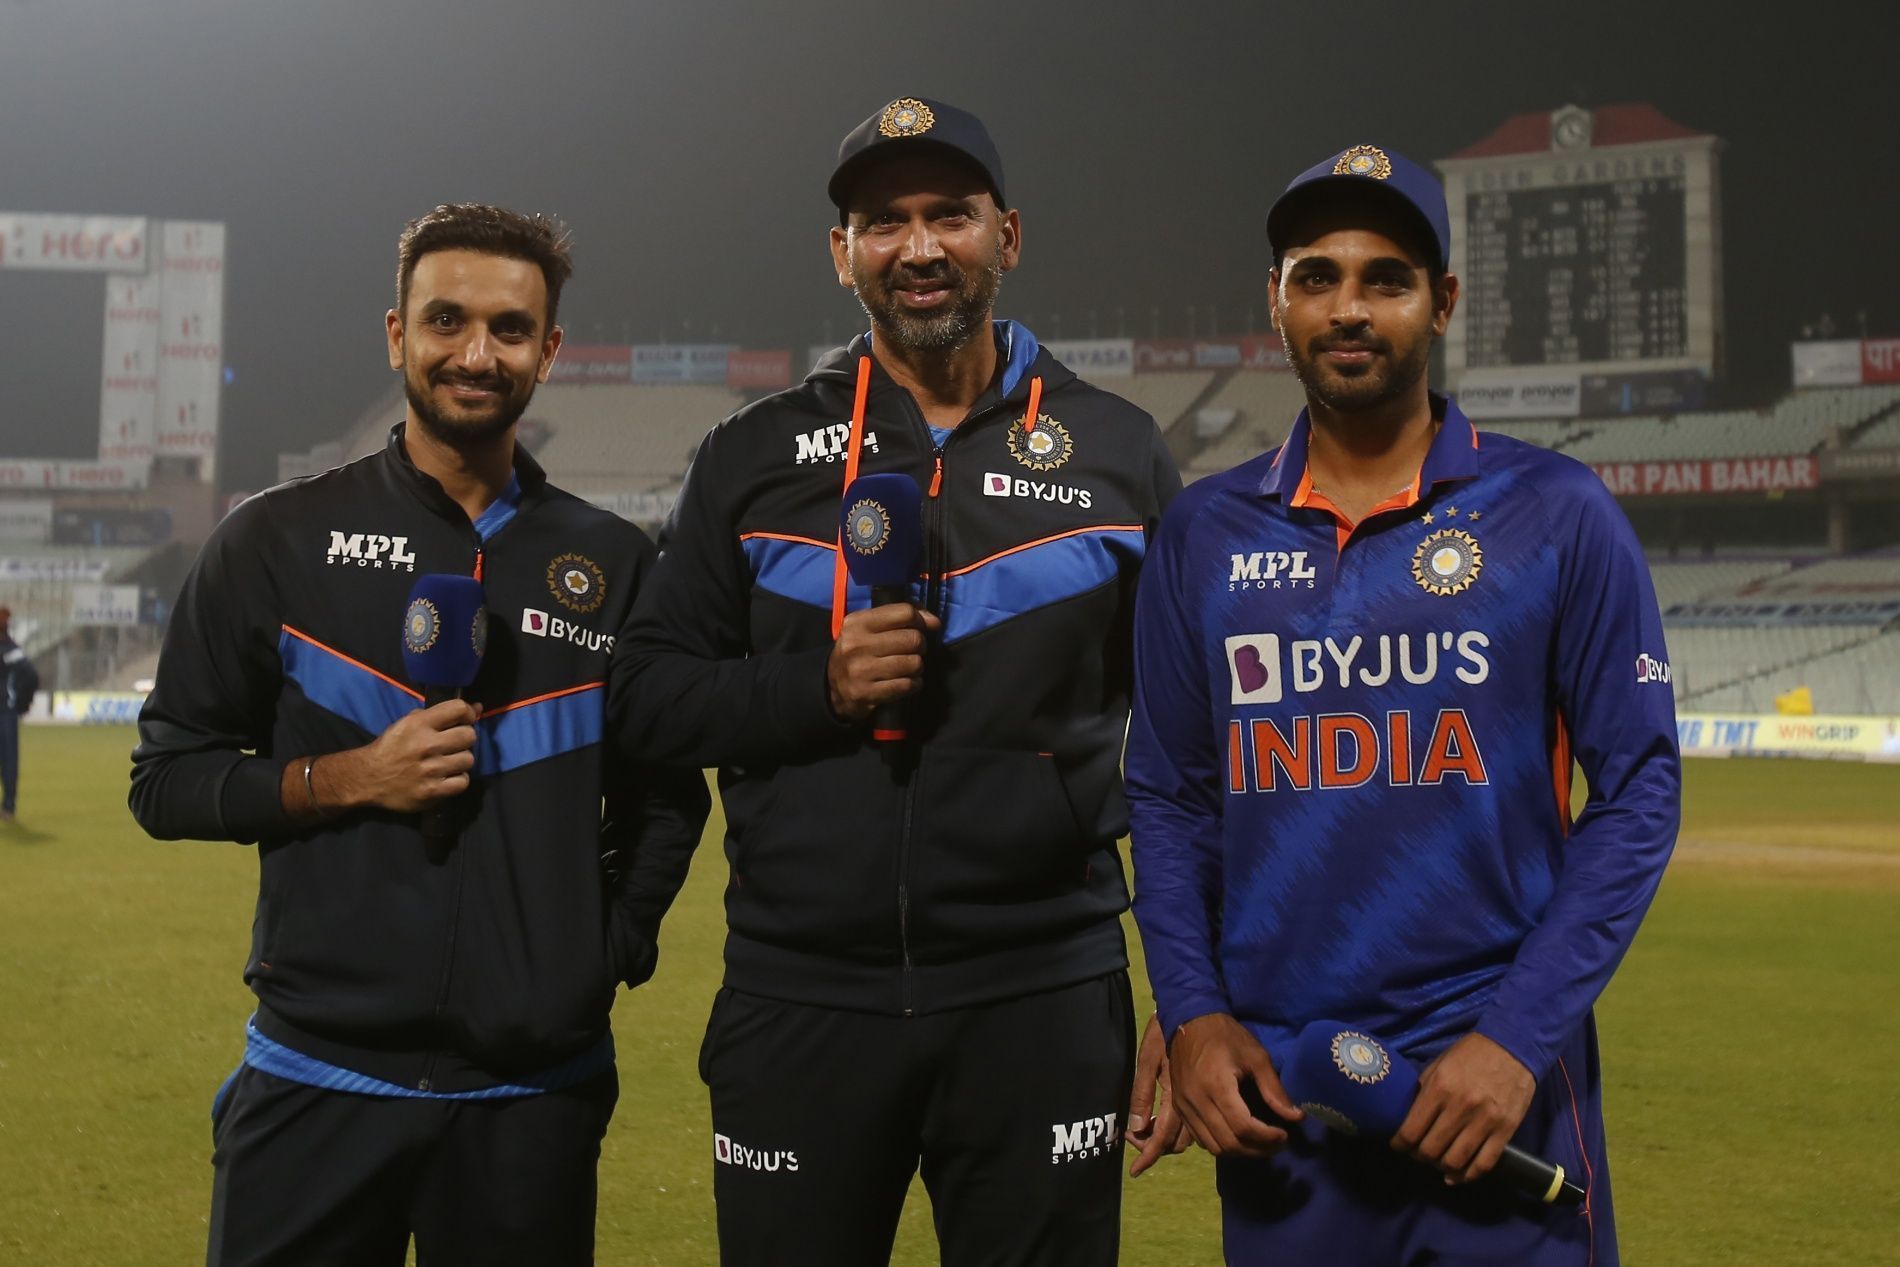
1124, 144, 1680, 1265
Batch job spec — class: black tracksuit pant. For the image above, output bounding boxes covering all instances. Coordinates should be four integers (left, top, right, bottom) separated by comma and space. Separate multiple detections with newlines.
205, 1066, 618, 1266
700, 971, 1136, 1267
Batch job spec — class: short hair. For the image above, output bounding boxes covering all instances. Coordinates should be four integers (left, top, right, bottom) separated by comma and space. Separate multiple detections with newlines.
395, 203, 574, 328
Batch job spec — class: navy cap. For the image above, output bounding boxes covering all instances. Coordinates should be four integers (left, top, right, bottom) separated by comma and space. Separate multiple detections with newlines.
1267, 144, 1451, 272
829, 97, 1006, 212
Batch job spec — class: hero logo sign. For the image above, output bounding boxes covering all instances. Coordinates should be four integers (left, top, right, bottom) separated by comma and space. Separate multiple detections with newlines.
326, 531, 417, 572
1050, 1114, 1120, 1164
794, 422, 879, 465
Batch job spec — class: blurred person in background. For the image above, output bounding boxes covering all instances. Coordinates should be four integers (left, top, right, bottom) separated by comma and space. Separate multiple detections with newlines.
0, 605, 39, 821
128, 204, 708, 1267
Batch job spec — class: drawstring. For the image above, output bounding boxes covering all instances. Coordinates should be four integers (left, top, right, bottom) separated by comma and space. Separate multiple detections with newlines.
827, 358, 1044, 639
829, 355, 874, 639
1021, 375, 1042, 433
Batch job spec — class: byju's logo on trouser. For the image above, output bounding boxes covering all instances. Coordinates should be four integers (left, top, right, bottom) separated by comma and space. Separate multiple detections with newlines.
714, 1132, 800, 1174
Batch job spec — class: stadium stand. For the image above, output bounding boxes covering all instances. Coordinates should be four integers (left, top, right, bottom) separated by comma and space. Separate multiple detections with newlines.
1683, 632, 1900, 715
498, 383, 742, 496
1113, 372, 1218, 436
1648, 559, 1797, 609
0, 545, 154, 659
1540, 386, 1900, 464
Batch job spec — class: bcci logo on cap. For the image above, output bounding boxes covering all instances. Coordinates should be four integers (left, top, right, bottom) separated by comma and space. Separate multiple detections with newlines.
1333, 145, 1393, 180
1412, 529, 1482, 596
1332, 1031, 1391, 1085
403, 597, 440, 654
1008, 414, 1073, 471
878, 98, 935, 137
845, 498, 892, 554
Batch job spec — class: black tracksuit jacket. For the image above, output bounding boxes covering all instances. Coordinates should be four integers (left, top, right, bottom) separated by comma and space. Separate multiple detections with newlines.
611, 326, 1180, 1016
129, 426, 709, 1091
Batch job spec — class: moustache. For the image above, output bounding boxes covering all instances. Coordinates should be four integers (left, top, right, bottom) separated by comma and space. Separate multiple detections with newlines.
432, 370, 512, 393
887, 262, 963, 292
1308, 332, 1390, 357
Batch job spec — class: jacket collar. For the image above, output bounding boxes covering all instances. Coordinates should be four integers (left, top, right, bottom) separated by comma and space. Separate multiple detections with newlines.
806, 319, 1074, 407
382, 421, 548, 526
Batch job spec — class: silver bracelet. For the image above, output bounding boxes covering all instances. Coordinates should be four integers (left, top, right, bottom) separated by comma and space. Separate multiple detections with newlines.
302, 757, 327, 817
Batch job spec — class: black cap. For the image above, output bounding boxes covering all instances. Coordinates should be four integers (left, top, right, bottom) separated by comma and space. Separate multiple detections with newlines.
828, 97, 1006, 212
1267, 144, 1451, 272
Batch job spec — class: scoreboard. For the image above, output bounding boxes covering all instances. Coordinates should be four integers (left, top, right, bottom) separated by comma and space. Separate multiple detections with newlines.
1438, 107, 1722, 403
1461, 175, 1688, 367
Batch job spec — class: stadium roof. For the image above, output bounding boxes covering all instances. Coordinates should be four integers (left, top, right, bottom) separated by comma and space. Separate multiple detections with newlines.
1447, 103, 1709, 159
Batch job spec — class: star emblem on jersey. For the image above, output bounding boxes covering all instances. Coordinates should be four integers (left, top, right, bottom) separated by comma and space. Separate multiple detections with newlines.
1332, 1031, 1392, 1085
469, 608, 488, 659
845, 498, 893, 554
1412, 528, 1483, 596
1008, 414, 1073, 471
546, 552, 606, 614
878, 98, 935, 137
403, 597, 440, 654
1333, 145, 1393, 180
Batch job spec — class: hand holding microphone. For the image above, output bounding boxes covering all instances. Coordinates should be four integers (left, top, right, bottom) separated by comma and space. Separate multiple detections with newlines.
398, 575, 487, 851
1279, 1020, 1586, 1207
830, 474, 933, 738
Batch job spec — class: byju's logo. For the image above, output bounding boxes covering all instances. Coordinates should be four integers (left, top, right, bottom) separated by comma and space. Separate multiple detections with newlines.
713, 1133, 799, 1174
1227, 634, 1283, 704
1050, 1114, 1120, 1164
981, 472, 1094, 509
1636, 652, 1672, 684
325, 532, 416, 572
1229, 551, 1317, 591
520, 608, 614, 653
794, 422, 878, 465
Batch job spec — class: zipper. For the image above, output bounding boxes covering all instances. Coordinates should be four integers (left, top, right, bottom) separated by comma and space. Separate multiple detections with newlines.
419, 536, 485, 1091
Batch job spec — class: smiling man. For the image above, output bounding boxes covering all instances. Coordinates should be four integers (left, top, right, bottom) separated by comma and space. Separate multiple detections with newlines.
1125, 146, 1680, 1265
612, 98, 1180, 1265
130, 204, 708, 1266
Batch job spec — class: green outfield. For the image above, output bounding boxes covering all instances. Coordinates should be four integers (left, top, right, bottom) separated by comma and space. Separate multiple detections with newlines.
1, 728, 1895, 1265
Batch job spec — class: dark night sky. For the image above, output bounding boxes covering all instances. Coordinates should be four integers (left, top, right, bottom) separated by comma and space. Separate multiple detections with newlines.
1, 0, 1895, 491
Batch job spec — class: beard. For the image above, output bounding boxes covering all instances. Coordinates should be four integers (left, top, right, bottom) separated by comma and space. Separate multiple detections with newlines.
853, 243, 1004, 354
1286, 326, 1433, 414
403, 358, 535, 448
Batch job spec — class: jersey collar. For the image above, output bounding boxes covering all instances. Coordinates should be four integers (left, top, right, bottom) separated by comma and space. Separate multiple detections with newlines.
1260, 391, 1480, 503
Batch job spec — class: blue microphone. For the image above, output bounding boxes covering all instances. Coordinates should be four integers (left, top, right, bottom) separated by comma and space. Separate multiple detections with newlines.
1280, 1020, 1586, 1208
401, 574, 487, 850
839, 473, 924, 742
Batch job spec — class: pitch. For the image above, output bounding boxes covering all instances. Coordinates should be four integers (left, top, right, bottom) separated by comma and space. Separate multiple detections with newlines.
1, 728, 1894, 1264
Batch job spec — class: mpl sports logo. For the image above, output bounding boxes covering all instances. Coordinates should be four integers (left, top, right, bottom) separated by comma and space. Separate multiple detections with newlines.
1050, 1113, 1120, 1164
1229, 551, 1317, 591
713, 1133, 799, 1174
521, 608, 614, 653
794, 422, 879, 465
326, 531, 416, 572
1636, 652, 1672, 684
982, 472, 1094, 509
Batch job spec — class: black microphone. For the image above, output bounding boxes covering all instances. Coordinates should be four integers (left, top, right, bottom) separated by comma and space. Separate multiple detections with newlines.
1281, 1021, 1587, 1208
400, 574, 487, 856
839, 473, 926, 742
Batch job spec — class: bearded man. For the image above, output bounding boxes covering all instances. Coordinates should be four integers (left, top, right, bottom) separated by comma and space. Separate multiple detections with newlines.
611, 98, 1181, 1267
131, 203, 708, 1266
1125, 144, 1679, 1266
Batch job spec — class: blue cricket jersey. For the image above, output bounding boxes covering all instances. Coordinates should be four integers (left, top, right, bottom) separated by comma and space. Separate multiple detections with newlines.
1126, 395, 1680, 1079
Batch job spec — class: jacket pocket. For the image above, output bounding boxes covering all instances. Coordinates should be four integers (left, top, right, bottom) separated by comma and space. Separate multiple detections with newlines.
911, 746, 1089, 915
